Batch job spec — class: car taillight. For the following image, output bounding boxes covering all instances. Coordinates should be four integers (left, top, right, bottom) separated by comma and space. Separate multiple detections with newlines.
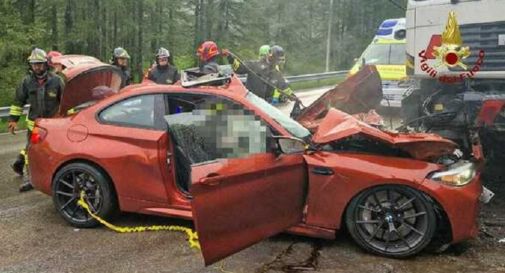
30, 127, 47, 144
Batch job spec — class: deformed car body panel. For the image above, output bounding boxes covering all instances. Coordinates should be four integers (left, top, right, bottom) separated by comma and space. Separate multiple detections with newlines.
476, 99, 505, 127
296, 65, 383, 130
312, 108, 457, 161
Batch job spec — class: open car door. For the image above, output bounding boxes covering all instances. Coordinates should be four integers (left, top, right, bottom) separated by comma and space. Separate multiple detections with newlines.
190, 153, 306, 265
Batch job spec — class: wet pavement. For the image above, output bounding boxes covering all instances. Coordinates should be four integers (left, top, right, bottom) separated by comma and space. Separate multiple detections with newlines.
1, 88, 504, 273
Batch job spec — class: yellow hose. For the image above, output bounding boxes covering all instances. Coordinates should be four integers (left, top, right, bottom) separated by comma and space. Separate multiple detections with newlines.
77, 192, 200, 250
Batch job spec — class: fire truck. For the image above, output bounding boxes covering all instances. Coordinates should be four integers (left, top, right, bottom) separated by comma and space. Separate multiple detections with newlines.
402, 0, 505, 179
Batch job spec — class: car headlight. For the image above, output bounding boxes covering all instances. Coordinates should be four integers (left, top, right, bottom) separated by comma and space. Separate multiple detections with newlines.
430, 162, 476, 186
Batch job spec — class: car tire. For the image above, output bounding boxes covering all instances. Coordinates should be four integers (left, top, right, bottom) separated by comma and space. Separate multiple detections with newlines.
52, 162, 117, 228
345, 185, 437, 258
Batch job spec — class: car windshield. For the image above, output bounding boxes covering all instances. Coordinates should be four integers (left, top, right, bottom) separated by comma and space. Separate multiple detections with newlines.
245, 92, 311, 139
361, 43, 405, 65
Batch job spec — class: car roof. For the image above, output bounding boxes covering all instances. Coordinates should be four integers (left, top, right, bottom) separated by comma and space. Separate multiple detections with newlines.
80, 73, 294, 138
120, 75, 248, 100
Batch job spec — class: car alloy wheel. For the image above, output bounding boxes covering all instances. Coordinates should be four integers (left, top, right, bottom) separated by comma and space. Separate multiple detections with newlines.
52, 163, 116, 228
346, 185, 437, 257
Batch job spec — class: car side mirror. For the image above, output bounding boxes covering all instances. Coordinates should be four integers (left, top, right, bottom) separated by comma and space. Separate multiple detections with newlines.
275, 136, 307, 154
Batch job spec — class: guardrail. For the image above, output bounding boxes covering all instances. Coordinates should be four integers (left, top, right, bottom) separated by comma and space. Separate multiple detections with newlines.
0, 70, 348, 118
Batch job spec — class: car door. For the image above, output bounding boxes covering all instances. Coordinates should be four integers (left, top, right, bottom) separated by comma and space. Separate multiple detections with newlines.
164, 93, 307, 265
191, 153, 306, 265
96, 93, 170, 203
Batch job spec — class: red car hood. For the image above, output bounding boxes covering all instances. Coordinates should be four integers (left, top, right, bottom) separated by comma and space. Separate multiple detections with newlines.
58, 55, 123, 115
296, 65, 383, 130
312, 108, 457, 161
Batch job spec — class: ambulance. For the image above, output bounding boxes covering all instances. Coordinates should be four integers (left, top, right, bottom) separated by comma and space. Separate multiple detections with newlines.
348, 18, 409, 108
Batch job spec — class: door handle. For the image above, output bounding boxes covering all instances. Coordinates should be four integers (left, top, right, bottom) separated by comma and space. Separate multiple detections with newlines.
311, 167, 334, 176
200, 179, 221, 186
200, 173, 222, 186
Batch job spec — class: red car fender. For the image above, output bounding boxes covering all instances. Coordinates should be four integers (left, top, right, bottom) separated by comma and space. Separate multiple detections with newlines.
302, 152, 441, 230
417, 175, 482, 243
301, 151, 481, 244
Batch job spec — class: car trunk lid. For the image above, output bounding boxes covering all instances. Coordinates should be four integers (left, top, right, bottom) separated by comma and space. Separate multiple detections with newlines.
57, 55, 123, 116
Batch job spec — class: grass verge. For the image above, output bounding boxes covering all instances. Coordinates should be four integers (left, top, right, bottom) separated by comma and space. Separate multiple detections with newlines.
0, 115, 27, 134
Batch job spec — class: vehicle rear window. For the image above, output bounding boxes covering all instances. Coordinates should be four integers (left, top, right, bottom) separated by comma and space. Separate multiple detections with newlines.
98, 94, 167, 130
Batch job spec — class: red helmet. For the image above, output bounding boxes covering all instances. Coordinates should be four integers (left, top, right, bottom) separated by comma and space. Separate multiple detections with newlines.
197, 41, 219, 62
47, 51, 63, 67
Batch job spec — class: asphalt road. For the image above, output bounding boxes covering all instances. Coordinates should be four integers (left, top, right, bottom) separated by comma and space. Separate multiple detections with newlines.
1, 87, 504, 273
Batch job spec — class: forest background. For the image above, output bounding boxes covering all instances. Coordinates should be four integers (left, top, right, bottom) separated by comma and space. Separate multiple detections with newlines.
0, 0, 406, 106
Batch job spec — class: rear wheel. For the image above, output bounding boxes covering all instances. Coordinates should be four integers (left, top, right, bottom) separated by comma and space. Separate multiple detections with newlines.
52, 162, 117, 228
345, 185, 437, 257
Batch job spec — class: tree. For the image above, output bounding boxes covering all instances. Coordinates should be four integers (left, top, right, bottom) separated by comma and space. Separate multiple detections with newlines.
0, 0, 408, 106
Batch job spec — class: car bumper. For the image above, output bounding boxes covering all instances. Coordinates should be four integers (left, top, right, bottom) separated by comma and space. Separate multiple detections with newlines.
28, 143, 55, 196
421, 174, 482, 243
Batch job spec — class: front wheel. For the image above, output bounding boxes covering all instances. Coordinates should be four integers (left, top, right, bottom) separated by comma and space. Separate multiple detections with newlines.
345, 185, 437, 257
52, 163, 117, 228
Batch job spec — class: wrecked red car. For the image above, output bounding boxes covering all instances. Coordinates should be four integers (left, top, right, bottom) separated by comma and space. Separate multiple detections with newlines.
29, 58, 483, 265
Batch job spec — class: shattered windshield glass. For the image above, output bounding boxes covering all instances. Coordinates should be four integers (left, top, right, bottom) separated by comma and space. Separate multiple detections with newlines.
245, 92, 310, 139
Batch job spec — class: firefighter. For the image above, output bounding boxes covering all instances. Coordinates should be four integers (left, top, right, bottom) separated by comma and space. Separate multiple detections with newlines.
224, 45, 295, 104
267, 46, 293, 104
258, 45, 270, 61
8, 48, 65, 192
111, 47, 132, 87
197, 41, 221, 74
147, 47, 180, 84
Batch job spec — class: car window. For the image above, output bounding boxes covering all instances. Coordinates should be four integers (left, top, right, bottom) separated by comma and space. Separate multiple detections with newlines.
389, 43, 406, 65
361, 44, 390, 65
99, 94, 167, 130
361, 43, 405, 65
164, 93, 274, 164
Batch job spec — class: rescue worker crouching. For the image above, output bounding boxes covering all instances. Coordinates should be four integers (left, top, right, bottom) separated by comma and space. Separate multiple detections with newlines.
224, 45, 295, 105
111, 47, 132, 88
8, 48, 65, 192
147, 47, 180, 84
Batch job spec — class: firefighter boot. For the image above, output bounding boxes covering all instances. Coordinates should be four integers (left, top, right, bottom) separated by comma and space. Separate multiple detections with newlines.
11, 154, 25, 176
19, 176, 33, 192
